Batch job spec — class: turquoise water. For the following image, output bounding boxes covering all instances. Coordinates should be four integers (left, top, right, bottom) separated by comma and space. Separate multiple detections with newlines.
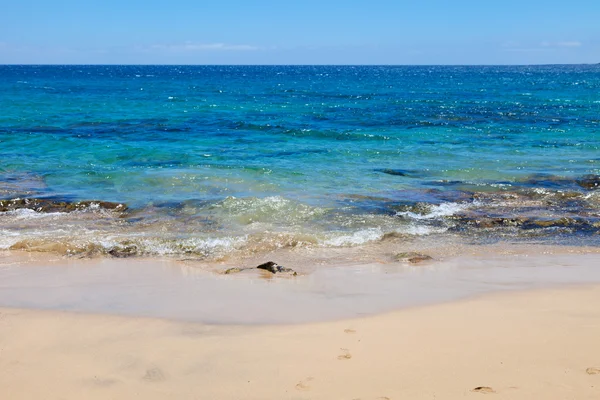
1, 65, 600, 257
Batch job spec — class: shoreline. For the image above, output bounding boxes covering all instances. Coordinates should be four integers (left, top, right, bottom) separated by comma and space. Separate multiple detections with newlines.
2, 285, 599, 399
2, 243, 600, 324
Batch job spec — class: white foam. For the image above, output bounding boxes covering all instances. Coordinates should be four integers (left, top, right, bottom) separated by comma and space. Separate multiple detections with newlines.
396, 202, 467, 220
138, 236, 246, 256
1, 209, 66, 220
398, 225, 447, 235
323, 225, 445, 247
323, 228, 383, 247
0, 230, 21, 249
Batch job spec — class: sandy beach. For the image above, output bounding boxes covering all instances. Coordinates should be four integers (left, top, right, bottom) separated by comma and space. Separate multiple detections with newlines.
1, 283, 599, 399
3, 9, 600, 400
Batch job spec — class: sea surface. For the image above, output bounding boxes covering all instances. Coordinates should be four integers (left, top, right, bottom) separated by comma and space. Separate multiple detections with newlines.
1, 65, 600, 258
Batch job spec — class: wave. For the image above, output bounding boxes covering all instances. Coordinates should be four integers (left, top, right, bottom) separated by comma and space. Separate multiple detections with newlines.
3, 181, 600, 258
396, 202, 470, 220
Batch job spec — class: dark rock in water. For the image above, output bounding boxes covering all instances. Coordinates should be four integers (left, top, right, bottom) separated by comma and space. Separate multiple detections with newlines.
527, 217, 574, 228
108, 243, 138, 258
452, 213, 599, 233
0, 171, 48, 198
376, 168, 410, 177
256, 261, 279, 273
520, 217, 590, 230
394, 252, 433, 263
520, 173, 575, 189
427, 173, 600, 193
392, 188, 475, 205
577, 175, 600, 190
256, 261, 297, 275
515, 173, 600, 191
392, 201, 434, 216
0, 198, 128, 213
452, 215, 527, 229
375, 168, 428, 178
381, 232, 411, 241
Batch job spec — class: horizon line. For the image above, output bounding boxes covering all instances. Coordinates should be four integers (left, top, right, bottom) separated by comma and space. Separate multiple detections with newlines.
1, 63, 598, 67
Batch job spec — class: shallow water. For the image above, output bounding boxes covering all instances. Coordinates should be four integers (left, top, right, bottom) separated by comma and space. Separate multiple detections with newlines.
1, 65, 600, 257
1, 251, 600, 324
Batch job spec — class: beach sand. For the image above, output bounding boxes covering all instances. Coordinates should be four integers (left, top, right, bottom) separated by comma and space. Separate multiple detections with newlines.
1, 284, 599, 399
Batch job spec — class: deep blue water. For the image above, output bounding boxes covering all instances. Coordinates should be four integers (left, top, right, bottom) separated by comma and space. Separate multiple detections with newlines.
1, 65, 600, 257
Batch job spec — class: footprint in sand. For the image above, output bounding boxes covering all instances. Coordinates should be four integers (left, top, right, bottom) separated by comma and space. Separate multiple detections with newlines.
471, 386, 495, 394
143, 367, 166, 382
295, 376, 314, 391
587, 367, 600, 375
338, 348, 352, 360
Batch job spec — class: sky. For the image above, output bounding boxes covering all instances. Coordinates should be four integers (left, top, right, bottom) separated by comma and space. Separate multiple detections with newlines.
0, 0, 598, 65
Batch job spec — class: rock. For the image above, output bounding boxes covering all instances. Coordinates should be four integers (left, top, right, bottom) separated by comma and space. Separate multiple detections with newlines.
452, 213, 597, 232
394, 252, 433, 263
529, 217, 574, 228
0, 198, 127, 213
392, 201, 433, 216
577, 175, 600, 190
84, 201, 128, 211
517, 173, 600, 191
376, 168, 409, 176
381, 232, 410, 241
256, 261, 297, 275
108, 243, 138, 258
521, 217, 586, 230
452, 215, 526, 228
256, 261, 278, 273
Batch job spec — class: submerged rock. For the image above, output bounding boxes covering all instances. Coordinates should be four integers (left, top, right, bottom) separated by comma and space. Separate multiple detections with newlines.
516, 173, 600, 191
392, 201, 434, 216
256, 261, 297, 275
452, 215, 527, 229
577, 175, 600, 190
376, 168, 410, 176
394, 252, 433, 263
108, 242, 139, 258
450, 212, 600, 235
381, 232, 411, 241
0, 198, 128, 213
520, 217, 596, 231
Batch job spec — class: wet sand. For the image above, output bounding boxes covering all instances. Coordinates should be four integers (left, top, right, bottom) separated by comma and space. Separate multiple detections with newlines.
1, 285, 600, 399
2, 246, 600, 323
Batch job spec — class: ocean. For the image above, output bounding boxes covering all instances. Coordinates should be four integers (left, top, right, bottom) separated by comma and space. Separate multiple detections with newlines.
1, 65, 599, 258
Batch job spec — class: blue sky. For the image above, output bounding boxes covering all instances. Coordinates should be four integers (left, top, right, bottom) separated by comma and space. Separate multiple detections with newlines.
0, 0, 598, 64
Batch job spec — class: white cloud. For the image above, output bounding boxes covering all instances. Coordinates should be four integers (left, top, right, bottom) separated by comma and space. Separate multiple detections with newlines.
502, 48, 553, 53
541, 41, 582, 48
556, 41, 582, 48
148, 42, 260, 52
501, 40, 583, 53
